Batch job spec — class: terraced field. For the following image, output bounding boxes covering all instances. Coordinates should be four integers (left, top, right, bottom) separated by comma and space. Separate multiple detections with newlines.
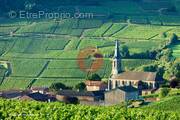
16, 21, 58, 34
0, 0, 180, 90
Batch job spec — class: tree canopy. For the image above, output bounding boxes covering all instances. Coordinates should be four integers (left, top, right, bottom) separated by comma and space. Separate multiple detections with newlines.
49, 82, 67, 91
87, 73, 101, 81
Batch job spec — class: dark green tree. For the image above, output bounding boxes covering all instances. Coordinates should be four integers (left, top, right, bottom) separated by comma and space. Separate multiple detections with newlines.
159, 88, 170, 98
170, 79, 179, 88
172, 63, 180, 78
87, 73, 101, 81
49, 82, 67, 91
142, 64, 157, 72
120, 45, 130, 58
169, 33, 178, 44
75, 82, 86, 91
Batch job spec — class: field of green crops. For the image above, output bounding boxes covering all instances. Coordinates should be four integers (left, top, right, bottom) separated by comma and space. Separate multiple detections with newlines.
0, 0, 180, 90
144, 95, 180, 112
1, 96, 180, 119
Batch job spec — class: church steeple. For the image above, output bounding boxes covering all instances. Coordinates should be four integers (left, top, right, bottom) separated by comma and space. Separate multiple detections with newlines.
114, 40, 120, 59
111, 40, 121, 75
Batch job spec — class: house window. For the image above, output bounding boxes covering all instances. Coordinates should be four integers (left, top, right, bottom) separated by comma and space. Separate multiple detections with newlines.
115, 81, 118, 87
129, 81, 132, 85
122, 81, 125, 85
124, 81, 127, 85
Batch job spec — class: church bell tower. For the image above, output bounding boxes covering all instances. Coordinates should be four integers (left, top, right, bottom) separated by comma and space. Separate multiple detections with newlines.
111, 40, 121, 75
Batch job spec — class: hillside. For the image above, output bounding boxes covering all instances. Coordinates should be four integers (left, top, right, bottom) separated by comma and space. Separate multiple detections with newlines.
144, 95, 180, 112
0, 0, 180, 90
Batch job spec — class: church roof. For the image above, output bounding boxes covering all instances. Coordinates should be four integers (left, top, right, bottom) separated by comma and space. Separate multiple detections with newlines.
111, 71, 157, 81
118, 86, 138, 92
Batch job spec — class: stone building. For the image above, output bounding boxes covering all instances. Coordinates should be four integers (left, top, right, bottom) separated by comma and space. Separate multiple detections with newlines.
30, 87, 49, 94
85, 80, 107, 91
105, 86, 138, 105
108, 40, 163, 90
56, 90, 104, 102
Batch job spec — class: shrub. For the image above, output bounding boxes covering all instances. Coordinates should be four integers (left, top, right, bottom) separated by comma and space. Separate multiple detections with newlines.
49, 82, 67, 91
87, 73, 101, 81
170, 79, 179, 88
159, 88, 170, 98
169, 33, 178, 44
75, 82, 86, 91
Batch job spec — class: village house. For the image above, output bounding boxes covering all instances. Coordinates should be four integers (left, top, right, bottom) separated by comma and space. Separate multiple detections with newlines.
85, 80, 107, 91
108, 40, 163, 90
141, 89, 156, 96
0, 90, 23, 99
105, 86, 139, 105
0, 88, 56, 102
30, 87, 49, 94
56, 90, 104, 102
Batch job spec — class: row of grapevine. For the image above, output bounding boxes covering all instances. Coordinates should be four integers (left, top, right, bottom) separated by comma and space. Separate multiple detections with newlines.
0, 99, 179, 120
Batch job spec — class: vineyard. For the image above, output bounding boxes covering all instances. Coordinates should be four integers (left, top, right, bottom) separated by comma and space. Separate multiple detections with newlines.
0, 97, 180, 120
144, 95, 180, 112
0, 58, 154, 90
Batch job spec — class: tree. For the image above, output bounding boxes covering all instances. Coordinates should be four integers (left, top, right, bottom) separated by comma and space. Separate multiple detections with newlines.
156, 67, 165, 81
49, 82, 67, 91
172, 63, 180, 78
176, 71, 180, 78
120, 45, 129, 58
159, 88, 170, 98
169, 33, 178, 44
142, 64, 157, 72
87, 73, 101, 81
160, 32, 167, 38
170, 79, 179, 88
138, 81, 148, 90
75, 82, 86, 91
157, 48, 173, 62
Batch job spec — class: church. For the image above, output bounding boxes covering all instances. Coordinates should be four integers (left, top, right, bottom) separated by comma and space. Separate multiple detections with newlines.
108, 40, 163, 90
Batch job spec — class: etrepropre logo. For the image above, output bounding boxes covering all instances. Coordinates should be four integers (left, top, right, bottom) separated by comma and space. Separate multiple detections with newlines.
7, 10, 94, 19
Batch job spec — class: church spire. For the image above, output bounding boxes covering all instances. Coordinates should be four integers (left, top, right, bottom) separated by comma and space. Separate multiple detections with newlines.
111, 40, 121, 75
114, 40, 120, 59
